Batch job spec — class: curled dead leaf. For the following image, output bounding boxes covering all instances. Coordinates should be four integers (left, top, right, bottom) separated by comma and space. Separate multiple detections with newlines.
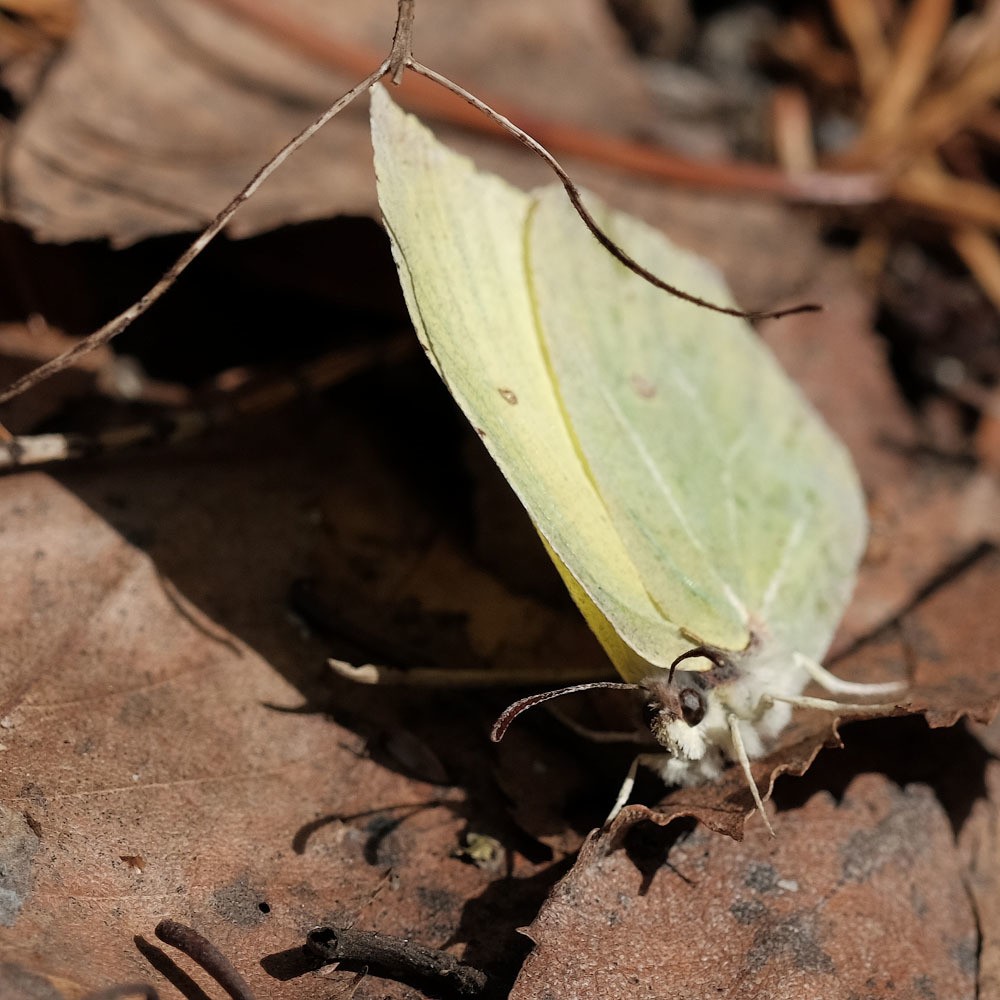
514, 774, 978, 999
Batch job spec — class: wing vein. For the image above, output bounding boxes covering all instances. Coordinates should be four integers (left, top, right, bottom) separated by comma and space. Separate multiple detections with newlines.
597, 382, 746, 621
722, 430, 751, 582
761, 514, 808, 616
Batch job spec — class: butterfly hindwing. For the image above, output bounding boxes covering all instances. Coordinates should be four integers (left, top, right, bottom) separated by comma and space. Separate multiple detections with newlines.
526, 187, 867, 663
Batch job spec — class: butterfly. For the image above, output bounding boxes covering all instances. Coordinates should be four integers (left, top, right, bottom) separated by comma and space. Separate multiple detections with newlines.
369, 85, 904, 833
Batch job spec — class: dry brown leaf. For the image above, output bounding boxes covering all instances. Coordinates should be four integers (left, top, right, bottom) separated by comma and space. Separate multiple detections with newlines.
0, 267, 993, 996
1, 0, 650, 246
1, 10, 997, 991
513, 773, 978, 999
2, 353, 989, 992
960, 760, 1000, 999
0, 454, 556, 998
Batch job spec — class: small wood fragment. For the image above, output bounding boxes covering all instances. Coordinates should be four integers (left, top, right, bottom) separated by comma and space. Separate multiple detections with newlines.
306, 925, 492, 998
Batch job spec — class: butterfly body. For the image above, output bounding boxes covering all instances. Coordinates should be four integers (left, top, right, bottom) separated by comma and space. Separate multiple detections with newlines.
639, 636, 799, 786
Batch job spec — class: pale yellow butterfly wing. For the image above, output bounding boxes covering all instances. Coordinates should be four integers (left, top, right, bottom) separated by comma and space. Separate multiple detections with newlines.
527, 187, 866, 662
371, 85, 867, 679
370, 85, 687, 675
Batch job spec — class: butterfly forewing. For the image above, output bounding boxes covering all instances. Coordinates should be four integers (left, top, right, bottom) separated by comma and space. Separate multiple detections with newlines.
370, 85, 685, 671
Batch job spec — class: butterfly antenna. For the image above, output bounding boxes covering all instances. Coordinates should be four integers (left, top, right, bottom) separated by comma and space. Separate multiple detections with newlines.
668, 645, 734, 684
490, 681, 641, 742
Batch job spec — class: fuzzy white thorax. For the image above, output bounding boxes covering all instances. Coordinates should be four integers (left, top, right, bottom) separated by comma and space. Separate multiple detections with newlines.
645, 637, 807, 787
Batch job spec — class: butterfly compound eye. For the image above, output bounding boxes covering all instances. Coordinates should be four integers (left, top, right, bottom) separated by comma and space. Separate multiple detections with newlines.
679, 688, 706, 726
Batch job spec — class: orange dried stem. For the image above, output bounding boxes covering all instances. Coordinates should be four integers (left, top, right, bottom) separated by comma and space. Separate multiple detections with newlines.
857, 0, 954, 157
828, 0, 892, 96
902, 56, 1000, 160
0, 0, 76, 38
771, 86, 817, 173
894, 166, 1000, 230
951, 227, 1000, 313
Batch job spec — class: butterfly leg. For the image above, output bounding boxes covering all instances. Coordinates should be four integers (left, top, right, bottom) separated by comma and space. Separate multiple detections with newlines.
728, 715, 775, 837
546, 702, 649, 744
604, 753, 666, 826
605, 755, 641, 825
329, 658, 614, 686
794, 652, 905, 697
765, 692, 905, 714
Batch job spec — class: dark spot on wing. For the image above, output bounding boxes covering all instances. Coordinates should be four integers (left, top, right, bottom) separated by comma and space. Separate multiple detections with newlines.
498, 387, 518, 405
629, 374, 657, 398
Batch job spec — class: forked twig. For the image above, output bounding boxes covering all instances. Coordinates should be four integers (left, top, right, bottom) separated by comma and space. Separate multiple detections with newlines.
204, 0, 884, 205
0, 59, 389, 407
409, 58, 819, 322
0, 0, 817, 411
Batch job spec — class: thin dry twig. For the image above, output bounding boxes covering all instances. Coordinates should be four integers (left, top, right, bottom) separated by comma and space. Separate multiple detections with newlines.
387, 0, 413, 84
0, 57, 389, 408
827, 0, 891, 96
893, 166, 1000, 229
771, 86, 817, 173
0, 0, 826, 413
859, 0, 953, 155
408, 59, 820, 322
901, 54, 1000, 160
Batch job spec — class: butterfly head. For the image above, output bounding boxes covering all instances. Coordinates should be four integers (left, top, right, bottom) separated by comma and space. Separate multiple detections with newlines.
489, 644, 746, 782
643, 671, 721, 764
